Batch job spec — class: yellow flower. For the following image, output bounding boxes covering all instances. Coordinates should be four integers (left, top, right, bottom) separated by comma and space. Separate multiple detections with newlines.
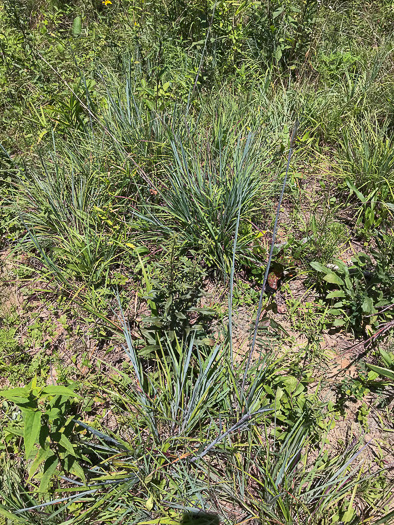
102, 0, 112, 5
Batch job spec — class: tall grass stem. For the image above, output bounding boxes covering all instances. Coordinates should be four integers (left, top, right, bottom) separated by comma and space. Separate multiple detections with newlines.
242, 120, 299, 392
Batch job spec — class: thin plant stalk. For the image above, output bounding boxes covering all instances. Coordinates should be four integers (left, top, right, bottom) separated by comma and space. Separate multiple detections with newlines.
242, 120, 299, 392
228, 202, 242, 368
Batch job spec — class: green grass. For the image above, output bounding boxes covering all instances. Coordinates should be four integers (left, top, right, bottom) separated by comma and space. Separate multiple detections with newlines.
0, 0, 394, 523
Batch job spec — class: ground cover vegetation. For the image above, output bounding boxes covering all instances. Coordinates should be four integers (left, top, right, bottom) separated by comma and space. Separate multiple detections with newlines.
0, 0, 393, 523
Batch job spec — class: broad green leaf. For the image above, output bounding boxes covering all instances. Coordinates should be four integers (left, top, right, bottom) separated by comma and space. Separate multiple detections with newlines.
146, 495, 154, 511
59, 433, 76, 456
296, 394, 306, 407
274, 412, 286, 423
365, 364, 394, 381
367, 370, 379, 381
5, 427, 23, 438
346, 179, 365, 202
39, 454, 59, 493
72, 16, 82, 37
333, 259, 348, 273
133, 246, 149, 255
2, 397, 34, 407
333, 318, 346, 327
275, 387, 284, 403
24, 410, 41, 459
175, 312, 187, 320
362, 297, 375, 314
190, 307, 216, 316
326, 290, 346, 299
324, 273, 344, 286
28, 447, 52, 481
46, 407, 61, 421
273, 6, 285, 18
0, 387, 29, 399
39, 425, 50, 448
42, 385, 80, 397
281, 375, 302, 395
264, 385, 274, 396
379, 350, 394, 368
31, 375, 38, 390
144, 99, 155, 111
69, 457, 86, 483
294, 384, 305, 396
328, 309, 342, 315
310, 261, 330, 273
375, 300, 390, 308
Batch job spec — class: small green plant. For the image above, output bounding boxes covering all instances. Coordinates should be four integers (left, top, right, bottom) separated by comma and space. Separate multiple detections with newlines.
336, 376, 370, 415
284, 284, 330, 360
26, 315, 56, 348
0, 378, 85, 492
346, 179, 388, 236
291, 205, 349, 267
318, 51, 360, 83
135, 250, 215, 351
0, 326, 19, 364
310, 231, 394, 333
357, 402, 370, 431
263, 371, 324, 439
233, 279, 260, 307
286, 293, 329, 332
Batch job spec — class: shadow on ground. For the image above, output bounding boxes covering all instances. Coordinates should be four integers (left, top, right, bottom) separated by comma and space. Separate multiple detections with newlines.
181, 511, 220, 525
